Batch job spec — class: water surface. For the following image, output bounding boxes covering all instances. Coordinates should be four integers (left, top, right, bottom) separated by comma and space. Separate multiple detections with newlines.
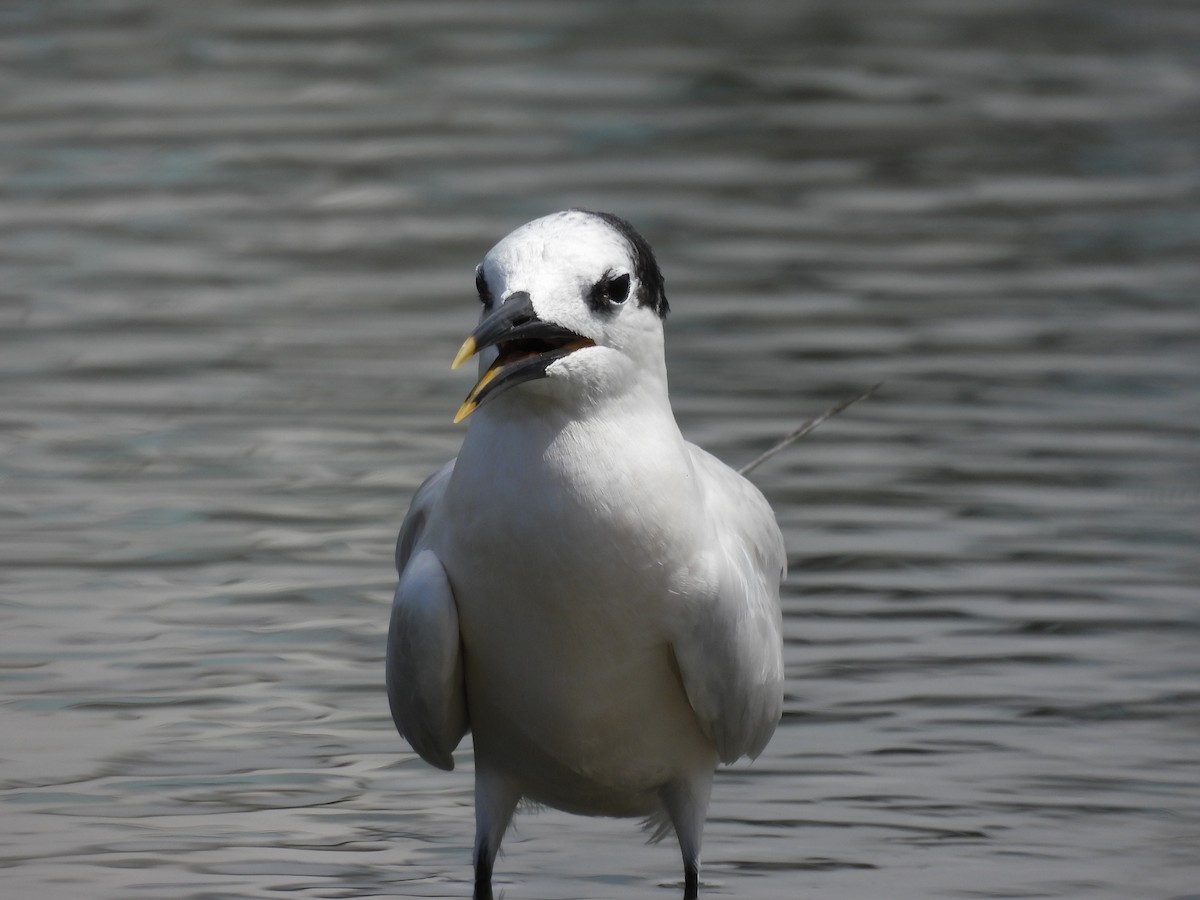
2, 2, 1199, 898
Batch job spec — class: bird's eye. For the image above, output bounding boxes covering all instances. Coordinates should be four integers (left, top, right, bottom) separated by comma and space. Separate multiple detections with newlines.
602, 273, 631, 305
475, 268, 492, 305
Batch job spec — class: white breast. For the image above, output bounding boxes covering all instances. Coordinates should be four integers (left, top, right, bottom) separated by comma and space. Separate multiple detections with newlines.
432, 401, 719, 814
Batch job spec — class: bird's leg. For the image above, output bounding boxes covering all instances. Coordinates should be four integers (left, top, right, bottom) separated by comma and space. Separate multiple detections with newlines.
660, 772, 714, 900
472, 844, 494, 900
472, 764, 521, 900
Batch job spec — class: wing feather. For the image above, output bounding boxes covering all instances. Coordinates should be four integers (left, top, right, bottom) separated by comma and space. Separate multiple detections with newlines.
671, 445, 786, 764
386, 462, 467, 770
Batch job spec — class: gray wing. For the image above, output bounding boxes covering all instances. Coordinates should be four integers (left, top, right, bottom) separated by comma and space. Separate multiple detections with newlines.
385, 460, 467, 771
671, 445, 786, 764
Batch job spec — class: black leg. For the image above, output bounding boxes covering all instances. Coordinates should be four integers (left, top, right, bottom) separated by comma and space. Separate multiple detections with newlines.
683, 858, 699, 900
659, 775, 711, 900
473, 841, 493, 900
472, 766, 520, 900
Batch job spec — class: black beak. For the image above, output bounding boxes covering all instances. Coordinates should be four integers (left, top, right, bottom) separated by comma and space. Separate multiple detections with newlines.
451, 292, 594, 423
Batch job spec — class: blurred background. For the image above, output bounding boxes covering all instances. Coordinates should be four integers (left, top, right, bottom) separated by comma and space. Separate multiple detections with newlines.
1, 1, 1198, 898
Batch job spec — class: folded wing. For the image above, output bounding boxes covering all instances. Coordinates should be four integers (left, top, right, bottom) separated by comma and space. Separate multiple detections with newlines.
385, 462, 467, 770
671, 446, 786, 764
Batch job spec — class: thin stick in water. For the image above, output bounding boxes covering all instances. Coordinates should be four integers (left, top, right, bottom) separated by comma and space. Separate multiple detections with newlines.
738, 382, 883, 477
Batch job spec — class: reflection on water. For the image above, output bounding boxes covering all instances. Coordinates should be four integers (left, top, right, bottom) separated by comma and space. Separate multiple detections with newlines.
2, 1, 1198, 898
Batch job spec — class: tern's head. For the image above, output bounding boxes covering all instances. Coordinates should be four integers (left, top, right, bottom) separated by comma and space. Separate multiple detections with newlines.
452, 210, 670, 423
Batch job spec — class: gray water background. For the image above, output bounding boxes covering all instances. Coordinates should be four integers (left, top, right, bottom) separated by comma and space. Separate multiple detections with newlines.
2, 1, 1199, 898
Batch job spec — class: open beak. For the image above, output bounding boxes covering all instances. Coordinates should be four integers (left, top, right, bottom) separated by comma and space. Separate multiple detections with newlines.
451, 292, 594, 423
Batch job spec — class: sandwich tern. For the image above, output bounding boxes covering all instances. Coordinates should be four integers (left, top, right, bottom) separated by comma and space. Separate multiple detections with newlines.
387, 209, 785, 899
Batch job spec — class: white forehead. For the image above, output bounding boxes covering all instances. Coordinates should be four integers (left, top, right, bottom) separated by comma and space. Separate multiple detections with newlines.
483, 211, 630, 283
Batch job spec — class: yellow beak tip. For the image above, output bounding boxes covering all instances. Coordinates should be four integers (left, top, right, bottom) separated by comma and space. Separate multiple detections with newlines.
453, 402, 476, 424
451, 337, 477, 370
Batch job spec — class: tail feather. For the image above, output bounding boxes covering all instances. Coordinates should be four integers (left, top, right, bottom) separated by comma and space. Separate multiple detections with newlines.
641, 806, 676, 845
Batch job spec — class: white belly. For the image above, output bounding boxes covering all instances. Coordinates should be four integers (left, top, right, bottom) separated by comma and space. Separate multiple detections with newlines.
453, 568, 715, 815
437, 413, 718, 815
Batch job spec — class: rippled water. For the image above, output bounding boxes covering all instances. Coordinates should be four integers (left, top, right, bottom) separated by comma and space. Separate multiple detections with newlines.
3, 1, 1199, 898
